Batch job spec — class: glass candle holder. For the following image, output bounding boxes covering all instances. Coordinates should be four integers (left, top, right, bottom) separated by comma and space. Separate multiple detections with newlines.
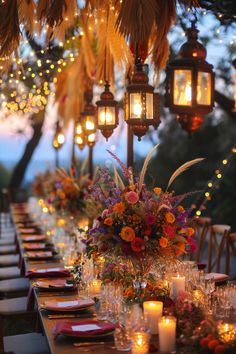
217, 321, 236, 343
114, 327, 132, 352
158, 316, 176, 353
131, 332, 150, 354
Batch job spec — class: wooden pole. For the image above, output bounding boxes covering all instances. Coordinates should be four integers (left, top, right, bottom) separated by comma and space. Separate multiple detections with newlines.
127, 125, 134, 168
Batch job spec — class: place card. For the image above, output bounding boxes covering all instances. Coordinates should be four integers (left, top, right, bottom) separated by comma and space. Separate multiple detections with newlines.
71, 324, 101, 331
55, 301, 79, 307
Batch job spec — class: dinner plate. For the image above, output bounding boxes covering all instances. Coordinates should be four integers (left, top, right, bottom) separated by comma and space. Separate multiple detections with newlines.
25, 251, 53, 259
43, 299, 95, 312
19, 228, 38, 233
33, 279, 76, 291
21, 235, 46, 242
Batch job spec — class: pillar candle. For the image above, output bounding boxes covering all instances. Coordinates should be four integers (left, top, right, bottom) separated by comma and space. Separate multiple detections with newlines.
158, 316, 176, 353
143, 301, 163, 334
171, 274, 185, 299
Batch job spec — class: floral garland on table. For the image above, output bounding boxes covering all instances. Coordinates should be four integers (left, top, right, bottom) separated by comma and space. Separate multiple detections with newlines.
87, 145, 202, 265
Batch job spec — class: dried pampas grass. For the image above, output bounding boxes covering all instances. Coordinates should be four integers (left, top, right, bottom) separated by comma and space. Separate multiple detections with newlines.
0, 0, 19, 56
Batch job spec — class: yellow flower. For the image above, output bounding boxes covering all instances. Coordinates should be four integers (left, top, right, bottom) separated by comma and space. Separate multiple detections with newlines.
153, 187, 162, 195
104, 217, 113, 226
177, 205, 185, 213
120, 226, 135, 242
159, 237, 168, 248
165, 212, 175, 224
113, 202, 125, 214
187, 227, 195, 237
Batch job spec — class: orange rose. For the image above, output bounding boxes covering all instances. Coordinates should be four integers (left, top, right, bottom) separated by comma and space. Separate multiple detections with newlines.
177, 205, 185, 213
175, 243, 186, 257
113, 202, 125, 214
104, 217, 113, 226
165, 212, 175, 224
159, 237, 168, 248
153, 187, 162, 195
187, 227, 194, 237
120, 226, 135, 242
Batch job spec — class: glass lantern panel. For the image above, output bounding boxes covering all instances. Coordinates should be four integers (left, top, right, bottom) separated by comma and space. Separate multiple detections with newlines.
75, 123, 82, 135
85, 115, 95, 132
88, 133, 96, 143
197, 72, 211, 105
98, 107, 115, 126
57, 133, 65, 145
130, 92, 142, 118
75, 135, 83, 145
174, 69, 192, 106
146, 93, 153, 119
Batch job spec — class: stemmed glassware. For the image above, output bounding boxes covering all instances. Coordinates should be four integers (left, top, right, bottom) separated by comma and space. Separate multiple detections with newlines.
199, 276, 215, 314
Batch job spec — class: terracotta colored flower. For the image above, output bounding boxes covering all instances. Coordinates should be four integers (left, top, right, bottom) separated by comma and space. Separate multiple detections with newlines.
120, 226, 135, 242
159, 237, 168, 248
175, 242, 186, 257
125, 191, 139, 204
163, 225, 175, 237
131, 237, 145, 252
145, 214, 156, 225
143, 228, 151, 236
58, 191, 66, 200
177, 205, 185, 213
153, 187, 162, 195
113, 202, 125, 214
104, 217, 113, 226
188, 237, 196, 253
187, 227, 194, 237
165, 212, 175, 224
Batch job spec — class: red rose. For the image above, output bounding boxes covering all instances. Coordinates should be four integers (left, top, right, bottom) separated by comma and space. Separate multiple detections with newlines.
131, 237, 145, 252
163, 225, 175, 238
145, 214, 156, 225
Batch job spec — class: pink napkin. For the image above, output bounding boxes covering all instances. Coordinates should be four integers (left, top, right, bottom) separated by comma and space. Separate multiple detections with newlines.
205, 273, 229, 282
44, 298, 95, 311
23, 243, 46, 250
34, 279, 76, 290
19, 228, 38, 234
53, 320, 116, 338
26, 267, 70, 278
25, 251, 53, 259
21, 235, 46, 242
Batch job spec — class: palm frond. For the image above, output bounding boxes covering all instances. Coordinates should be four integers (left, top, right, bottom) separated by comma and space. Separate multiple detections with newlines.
138, 144, 159, 193
166, 158, 204, 190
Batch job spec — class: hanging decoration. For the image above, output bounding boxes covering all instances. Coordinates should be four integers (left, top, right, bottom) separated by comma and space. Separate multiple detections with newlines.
165, 21, 215, 135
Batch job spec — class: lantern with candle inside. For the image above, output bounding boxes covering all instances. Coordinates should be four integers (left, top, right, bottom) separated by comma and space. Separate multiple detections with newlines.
125, 60, 159, 140
171, 274, 185, 299
165, 21, 214, 135
80, 90, 96, 135
53, 122, 65, 150
87, 133, 96, 148
96, 81, 118, 140
131, 332, 150, 354
158, 316, 176, 354
217, 321, 236, 344
75, 132, 85, 151
143, 301, 163, 334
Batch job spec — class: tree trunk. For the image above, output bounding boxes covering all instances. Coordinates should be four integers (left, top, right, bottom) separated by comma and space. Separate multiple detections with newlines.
8, 110, 45, 199
215, 90, 236, 118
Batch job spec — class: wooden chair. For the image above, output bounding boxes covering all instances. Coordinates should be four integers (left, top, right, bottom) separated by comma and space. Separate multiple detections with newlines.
208, 224, 231, 273
0, 266, 22, 280
0, 278, 29, 299
193, 217, 212, 263
223, 232, 236, 277
3, 332, 49, 354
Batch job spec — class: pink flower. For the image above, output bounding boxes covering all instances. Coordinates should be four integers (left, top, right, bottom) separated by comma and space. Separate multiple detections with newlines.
101, 209, 109, 218
163, 225, 175, 238
125, 191, 139, 204
145, 214, 156, 225
188, 237, 196, 253
131, 237, 145, 252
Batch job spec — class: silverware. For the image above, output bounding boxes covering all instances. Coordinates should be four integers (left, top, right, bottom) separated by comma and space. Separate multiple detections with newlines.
73, 342, 115, 349
48, 313, 96, 319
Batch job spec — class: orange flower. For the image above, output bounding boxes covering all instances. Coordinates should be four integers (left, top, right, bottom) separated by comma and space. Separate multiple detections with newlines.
175, 243, 186, 257
177, 205, 185, 213
113, 202, 125, 214
58, 191, 66, 200
104, 217, 113, 226
120, 226, 135, 242
123, 286, 134, 298
179, 228, 185, 234
153, 187, 162, 195
187, 227, 195, 237
159, 237, 168, 248
165, 212, 175, 224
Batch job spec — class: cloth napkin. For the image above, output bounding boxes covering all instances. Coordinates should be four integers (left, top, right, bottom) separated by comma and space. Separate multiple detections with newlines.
44, 298, 95, 311
19, 228, 38, 234
23, 243, 46, 250
25, 251, 53, 259
205, 273, 229, 282
21, 235, 46, 242
53, 320, 116, 338
26, 267, 70, 278
33, 279, 76, 290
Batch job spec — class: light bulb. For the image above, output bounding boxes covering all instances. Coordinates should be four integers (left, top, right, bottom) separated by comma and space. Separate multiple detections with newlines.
133, 100, 142, 117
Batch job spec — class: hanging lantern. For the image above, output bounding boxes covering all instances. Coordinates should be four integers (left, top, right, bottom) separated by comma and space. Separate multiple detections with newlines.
87, 133, 96, 148
96, 81, 118, 141
75, 133, 85, 151
81, 90, 96, 135
52, 123, 65, 150
124, 60, 160, 140
165, 22, 214, 134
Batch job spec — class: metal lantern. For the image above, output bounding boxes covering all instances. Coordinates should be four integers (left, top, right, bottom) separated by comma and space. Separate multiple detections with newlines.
124, 61, 160, 140
96, 81, 118, 140
165, 22, 214, 134
80, 90, 96, 135
87, 132, 96, 148
75, 133, 85, 151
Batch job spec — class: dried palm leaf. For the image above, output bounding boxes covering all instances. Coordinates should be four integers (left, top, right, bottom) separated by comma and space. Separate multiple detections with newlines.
166, 158, 204, 190
138, 144, 159, 193
0, 0, 19, 56
51, 0, 78, 41
36, 0, 50, 23
18, 0, 35, 34
178, 0, 200, 7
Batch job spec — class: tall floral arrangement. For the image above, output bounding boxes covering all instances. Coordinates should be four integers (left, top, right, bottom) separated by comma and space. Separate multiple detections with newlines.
87, 145, 203, 265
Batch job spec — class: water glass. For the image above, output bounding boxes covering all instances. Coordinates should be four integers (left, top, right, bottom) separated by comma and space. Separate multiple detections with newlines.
114, 327, 132, 352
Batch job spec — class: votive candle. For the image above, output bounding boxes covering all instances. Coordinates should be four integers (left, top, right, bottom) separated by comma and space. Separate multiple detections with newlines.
131, 332, 150, 354
217, 322, 235, 343
143, 301, 163, 334
158, 316, 176, 353
90, 279, 101, 296
171, 274, 185, 299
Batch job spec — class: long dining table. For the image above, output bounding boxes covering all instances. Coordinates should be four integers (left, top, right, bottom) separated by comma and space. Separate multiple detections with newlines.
11, 204, 118, 354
